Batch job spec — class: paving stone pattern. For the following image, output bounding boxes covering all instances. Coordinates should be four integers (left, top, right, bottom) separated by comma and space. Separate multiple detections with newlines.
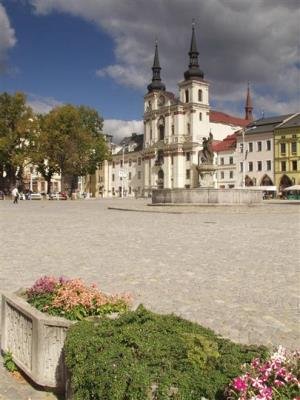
0, 199, 299, 398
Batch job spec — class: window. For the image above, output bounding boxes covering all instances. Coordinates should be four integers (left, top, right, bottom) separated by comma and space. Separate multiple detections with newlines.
112, 187, 115, 195
291, 142, 297, 154
112, 174, 115, 182
128, 172, 132, 180
186, 169, 190, 179
230, 171, 234, 179
138, 157, 141, 166
150, 129, 152, 140
280, 143, 286, 154
257, 161, 262, 171
266, 140, 271, 151
229, 156, 233, 165
187, 123, 190, 134
99, 162, 103, 170
199, 112, 202, 121
185, 90, 189, 103
171, 125, 175, 135
159, 125, 165, 140
138, 171, 141, 179
129, 186, 132, 194
266, 160, 271, 170
281, 161, 286, 172
198, 89, 203, 102
112, 162, 115, 168
220, 157, 224, 165
240, 143, 244, 153
221, 171, 224, 179
257, 141, 262, 152
129, 159, 132, 167
248, 142, 253, 152
120, 160, 123, 167
248, 162, 253, 172
292, 160, 297, 171
240, 162, 243, 172
171, 155, 174, 165
186, 152, 190, 161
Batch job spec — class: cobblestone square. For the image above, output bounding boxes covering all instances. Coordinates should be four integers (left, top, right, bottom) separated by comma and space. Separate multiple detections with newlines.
1, 199, 299, 350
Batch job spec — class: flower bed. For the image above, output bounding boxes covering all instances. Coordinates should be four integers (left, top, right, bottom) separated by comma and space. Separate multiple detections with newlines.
26, 276, 132, 320
1, 276, 132, 391
226, 346, 300, 400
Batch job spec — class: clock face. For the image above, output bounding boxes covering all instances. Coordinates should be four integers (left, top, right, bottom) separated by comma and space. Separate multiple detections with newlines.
158, 95, 165, 106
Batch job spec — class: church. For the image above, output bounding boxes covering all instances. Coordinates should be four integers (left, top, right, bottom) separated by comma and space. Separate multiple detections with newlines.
142, 24, 250, 196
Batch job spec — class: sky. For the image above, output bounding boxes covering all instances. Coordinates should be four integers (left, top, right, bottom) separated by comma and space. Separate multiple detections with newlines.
0, 0, 299, 142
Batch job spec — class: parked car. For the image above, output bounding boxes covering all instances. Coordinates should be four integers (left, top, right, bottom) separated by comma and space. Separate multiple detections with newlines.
48, 192, 68, 200
30, 193, 42, 200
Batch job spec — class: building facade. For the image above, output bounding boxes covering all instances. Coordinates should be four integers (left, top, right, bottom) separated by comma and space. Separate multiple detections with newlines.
213, 133, 237, 189
274, 113, 300, 190
235, 115, 294, 188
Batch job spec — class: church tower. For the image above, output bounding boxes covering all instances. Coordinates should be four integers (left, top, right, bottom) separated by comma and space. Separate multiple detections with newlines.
178, 22, 210, 144
245, 82, 253, 121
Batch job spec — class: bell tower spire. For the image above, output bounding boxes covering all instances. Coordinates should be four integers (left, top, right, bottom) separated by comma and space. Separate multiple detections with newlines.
184, 21, 204, 81
245, 82, 253, 121
147, 40, 166, 93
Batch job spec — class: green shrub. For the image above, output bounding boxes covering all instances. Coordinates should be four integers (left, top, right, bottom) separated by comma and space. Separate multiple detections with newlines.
3, 351, 17, 373
65, 306, 268, 400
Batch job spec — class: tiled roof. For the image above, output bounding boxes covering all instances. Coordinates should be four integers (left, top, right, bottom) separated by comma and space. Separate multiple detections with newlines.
212, 133, 237, 152
210, 110, 249, 127
244, 113, 294, 135
276, 113, 300, 129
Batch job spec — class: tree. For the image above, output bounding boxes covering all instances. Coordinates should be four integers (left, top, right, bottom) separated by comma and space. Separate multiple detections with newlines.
0, 92, 37, 192
33, 104, 108, 194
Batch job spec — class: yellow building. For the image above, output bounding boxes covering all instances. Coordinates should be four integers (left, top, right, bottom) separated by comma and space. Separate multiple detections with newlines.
274, 113, 300, 191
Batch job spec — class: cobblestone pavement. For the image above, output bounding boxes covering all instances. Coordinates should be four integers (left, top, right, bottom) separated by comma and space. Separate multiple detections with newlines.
0, 198, 299, 398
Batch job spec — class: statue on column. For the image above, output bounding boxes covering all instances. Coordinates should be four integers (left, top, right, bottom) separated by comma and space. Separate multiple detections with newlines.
200, 132, 214, 164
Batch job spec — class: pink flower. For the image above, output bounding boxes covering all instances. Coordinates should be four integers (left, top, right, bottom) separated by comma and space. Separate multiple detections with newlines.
259, 386, 272, 400
251, 377, 264, 389
233, 377, 248, 391
274, 379, 285, 387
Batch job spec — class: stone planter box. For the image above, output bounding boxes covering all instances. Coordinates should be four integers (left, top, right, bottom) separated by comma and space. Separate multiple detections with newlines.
1, 291, 74, 391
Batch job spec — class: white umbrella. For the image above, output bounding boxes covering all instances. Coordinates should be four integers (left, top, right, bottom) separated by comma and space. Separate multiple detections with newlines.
283, 185, 300, 191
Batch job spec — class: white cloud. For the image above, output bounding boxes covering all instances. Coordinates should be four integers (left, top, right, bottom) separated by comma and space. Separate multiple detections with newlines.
0, 3, 17, 72
104, 119, 143, 143
28, 0, 300, 116
27, 93, 62, 113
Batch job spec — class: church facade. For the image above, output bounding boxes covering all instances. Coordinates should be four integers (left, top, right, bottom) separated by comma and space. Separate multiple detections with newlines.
142, 25, 249, 195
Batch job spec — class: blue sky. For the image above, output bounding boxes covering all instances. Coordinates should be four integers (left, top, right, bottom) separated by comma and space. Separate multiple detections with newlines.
0, 0, 299, 141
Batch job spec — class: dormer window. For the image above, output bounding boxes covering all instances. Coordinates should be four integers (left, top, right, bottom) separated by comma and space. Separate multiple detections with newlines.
198, 89, 203, 102
185, 90, 189, 103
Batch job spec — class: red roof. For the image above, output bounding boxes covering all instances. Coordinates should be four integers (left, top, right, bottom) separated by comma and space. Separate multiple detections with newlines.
210, 110, 249, 127
212, 133, 237, 152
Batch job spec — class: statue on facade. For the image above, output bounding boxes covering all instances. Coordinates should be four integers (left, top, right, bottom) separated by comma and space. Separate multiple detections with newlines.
200, 132, 214, 164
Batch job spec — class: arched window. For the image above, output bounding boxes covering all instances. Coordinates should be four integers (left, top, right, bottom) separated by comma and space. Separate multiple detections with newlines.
198, 89, 203, 102
158, 117, 165, 141
199, 112, 202, 121
159, 125, 165, 140
260, 174, 273, 186
185, 90, 189, 103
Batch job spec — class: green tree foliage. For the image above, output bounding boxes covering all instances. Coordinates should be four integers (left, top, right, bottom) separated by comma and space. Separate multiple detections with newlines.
65, 306, 268, 400
33, 104, 108, 193
0, 92, 37, 191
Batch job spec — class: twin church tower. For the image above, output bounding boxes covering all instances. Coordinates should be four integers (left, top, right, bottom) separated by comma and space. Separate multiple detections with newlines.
142, 24, 252, 194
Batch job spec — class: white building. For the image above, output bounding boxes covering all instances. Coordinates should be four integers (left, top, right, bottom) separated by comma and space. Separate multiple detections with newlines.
213, 133, 238, 189
142, 25, 250, 195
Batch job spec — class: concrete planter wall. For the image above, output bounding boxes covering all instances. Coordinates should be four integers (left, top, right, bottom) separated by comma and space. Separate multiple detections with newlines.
152, 188, 263, 204
1, 292, 74, 391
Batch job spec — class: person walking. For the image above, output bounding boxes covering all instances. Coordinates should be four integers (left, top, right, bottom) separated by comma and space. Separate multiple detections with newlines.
12, 187, 19, 204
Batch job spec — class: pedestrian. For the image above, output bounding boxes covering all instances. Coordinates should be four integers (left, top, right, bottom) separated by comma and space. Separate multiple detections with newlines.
11, 187, 19, 204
